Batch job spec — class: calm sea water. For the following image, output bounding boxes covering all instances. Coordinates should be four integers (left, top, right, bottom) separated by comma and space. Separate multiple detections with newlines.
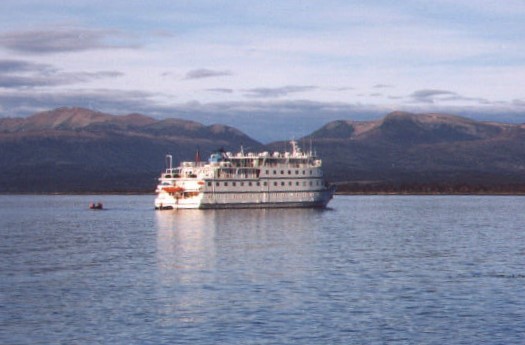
1, 195, 525, 344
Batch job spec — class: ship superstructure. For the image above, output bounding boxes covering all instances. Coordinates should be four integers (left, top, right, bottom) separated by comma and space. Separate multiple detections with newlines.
154, 140, 335, 209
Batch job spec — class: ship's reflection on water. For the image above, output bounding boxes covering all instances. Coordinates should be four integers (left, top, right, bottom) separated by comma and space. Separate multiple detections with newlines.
153, 208, 329, 327
155, 209, 217, 274
154, 208, 329, 273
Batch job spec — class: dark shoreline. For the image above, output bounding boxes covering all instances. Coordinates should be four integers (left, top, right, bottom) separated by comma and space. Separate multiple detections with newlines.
2, 191, 525, 196
3, 182, 525, 196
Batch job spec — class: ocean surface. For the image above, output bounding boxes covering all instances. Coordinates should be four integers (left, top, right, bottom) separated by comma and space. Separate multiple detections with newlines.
1, 195, 524, 344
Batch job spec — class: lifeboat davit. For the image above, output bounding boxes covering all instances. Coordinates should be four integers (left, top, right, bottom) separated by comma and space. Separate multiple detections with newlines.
162, 186, 184, 193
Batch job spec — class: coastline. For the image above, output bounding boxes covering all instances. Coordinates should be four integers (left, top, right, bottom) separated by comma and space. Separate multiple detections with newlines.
2, 190, 525, 196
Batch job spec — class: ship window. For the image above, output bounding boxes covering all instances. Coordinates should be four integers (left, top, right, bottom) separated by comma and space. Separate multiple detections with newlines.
232, 182, 236, 186
248, 182, 252, 186
262, 182, 266, 186
240, 182, 244, 186
224, 182, 228, 186
266, 170, 269, 174
296, 182, 299, 186
281, 182, 285, 186
273, 170, 277, 174
302, 170, 305, 175
274, 182, 278, 186
288, 170, 291, 175
216, 182, 220, 186
288, 181, 292, 186
295, 170, 299, 175
309, 181, 313, 186
281, 170, 284, 174
207, 182, 212, 187
310, 170, 313, 175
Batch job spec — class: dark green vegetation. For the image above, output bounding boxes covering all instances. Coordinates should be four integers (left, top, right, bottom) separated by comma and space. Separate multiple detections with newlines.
1, 107, 525, 194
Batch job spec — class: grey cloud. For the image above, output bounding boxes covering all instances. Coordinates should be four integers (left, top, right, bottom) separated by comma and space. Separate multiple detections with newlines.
373, 84, 393, 89
0, 59, 123, 88
409, 89, 490, 105
0, 74, 60, 88
206, 88, 234, 94
330, 87, 354, 91
0, 71, 123, 88
0, 71, 122, 88
0, 28, 136, 54
512, 99, 525, 107
244, 85, 317, 98
161, 71, 177, 78
409, 89, 459, 103
184, 69, 232, 80
0, 59, 56, 73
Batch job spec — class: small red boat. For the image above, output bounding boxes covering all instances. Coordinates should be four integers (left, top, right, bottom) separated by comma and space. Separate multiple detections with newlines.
89, 202, 103, 210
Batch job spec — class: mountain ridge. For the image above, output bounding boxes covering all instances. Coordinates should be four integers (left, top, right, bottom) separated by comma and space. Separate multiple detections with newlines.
0, 107, 264, 193
1, 107, 525, 193
290, 111, 525, 192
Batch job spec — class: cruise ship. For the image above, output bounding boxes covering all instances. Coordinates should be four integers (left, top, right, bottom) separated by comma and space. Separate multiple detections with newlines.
154, 140, 335, 209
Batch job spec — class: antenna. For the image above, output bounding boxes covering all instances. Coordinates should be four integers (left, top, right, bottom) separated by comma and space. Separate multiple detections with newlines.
165, 154, 173, 171
195, 148, 201, 164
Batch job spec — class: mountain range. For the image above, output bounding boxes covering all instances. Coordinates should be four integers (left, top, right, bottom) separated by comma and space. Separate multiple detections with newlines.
1, 107, 525, 193
298, 111, 525, 193
0, 107, 262, 193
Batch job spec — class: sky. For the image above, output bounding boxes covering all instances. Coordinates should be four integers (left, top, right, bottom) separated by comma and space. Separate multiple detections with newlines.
0, 0, 524, 142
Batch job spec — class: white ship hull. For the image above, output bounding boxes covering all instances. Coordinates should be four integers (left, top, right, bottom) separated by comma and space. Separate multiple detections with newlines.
155, 188, 334, 210
154, 140, 335, 210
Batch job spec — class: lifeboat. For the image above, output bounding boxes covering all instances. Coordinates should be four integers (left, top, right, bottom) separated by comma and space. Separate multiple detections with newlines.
162, 186, 184, 193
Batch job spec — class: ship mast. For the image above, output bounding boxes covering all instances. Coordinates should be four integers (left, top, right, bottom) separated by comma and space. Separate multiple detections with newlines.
165, 154, 173, 172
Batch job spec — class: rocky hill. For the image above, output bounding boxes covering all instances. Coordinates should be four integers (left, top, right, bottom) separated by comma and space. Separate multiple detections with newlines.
0, 107, 263, 193
295, 111, 525, 193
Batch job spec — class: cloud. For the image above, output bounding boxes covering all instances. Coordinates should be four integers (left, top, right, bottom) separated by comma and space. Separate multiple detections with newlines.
184, 68, 232, 80
329, 87, 354, 92
0, 28, 136, 54
513, 99, 525, 107
0, 71, 123, 89
373, 84, 393, 89
409, 89, 460, 103
243, 85, 318, 98
0, 59, 55, 73
0, 59, 123, 88
206, 88, 234, 94
408, 89, 491, 105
